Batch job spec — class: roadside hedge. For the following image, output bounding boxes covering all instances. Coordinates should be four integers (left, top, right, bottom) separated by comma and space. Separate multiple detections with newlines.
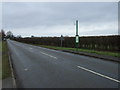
13, 35, 120, 51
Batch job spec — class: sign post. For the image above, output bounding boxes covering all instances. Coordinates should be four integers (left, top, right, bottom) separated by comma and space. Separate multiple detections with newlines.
75, 20, 79, 51
60, 35, 64, 47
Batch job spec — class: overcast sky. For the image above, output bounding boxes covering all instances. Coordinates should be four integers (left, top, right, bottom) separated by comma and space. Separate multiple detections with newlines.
2, 2, 118, 37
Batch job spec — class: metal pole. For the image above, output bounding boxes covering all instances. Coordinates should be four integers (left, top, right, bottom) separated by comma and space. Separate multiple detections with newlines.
60, 35, 63, 47
76, 20, 79, 51
76, 20, 78, 35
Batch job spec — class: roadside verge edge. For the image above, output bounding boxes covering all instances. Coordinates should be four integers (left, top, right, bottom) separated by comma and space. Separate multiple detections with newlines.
8, 51, 16, 88
42, 47, 120, 63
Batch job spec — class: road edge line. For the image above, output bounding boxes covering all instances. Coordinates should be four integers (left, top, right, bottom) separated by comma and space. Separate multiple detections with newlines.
8, 51, 17, 88
62, 50, 120, 63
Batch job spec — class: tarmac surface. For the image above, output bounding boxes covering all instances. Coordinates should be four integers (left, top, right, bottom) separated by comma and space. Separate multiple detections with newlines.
7, 40, 119, 88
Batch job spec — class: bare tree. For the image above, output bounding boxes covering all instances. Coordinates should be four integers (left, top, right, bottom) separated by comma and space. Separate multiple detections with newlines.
6, 31, 14, 39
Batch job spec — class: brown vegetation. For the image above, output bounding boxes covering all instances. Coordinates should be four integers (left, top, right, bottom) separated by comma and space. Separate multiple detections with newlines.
13, 35, 120, 52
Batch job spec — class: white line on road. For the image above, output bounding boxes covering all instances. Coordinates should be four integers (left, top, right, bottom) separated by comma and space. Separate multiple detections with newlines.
40, 52, 57, 59
29, 48, 33, 49
24, 68, 28, 71
77, 66, 120, 83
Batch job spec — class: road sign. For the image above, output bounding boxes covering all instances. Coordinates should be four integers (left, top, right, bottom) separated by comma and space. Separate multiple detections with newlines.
60, 35, 64, 40
76, 35, 79, 43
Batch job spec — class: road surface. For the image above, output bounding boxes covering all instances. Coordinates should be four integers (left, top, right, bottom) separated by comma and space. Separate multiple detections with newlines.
7, 40, 119, 88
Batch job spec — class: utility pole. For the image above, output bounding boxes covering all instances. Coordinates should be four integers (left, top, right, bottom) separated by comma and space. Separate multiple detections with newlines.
75, 20, 79, 51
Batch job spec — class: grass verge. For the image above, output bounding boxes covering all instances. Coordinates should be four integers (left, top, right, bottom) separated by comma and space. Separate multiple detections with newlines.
38, 45, 120, 58
2, 41, 11, 79
0, 41, 2, 79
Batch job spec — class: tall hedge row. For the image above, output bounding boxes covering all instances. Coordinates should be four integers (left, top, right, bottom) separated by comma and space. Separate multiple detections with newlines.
13, 35, 120, 51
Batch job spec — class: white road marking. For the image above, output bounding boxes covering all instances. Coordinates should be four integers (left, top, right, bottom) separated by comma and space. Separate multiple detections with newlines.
29, 48, 33, 49
77, 66, 120, 83
24, 68, 28, 71
40, 52, 57, 59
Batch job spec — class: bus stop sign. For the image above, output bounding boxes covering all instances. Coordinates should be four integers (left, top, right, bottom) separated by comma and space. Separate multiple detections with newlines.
76, 35, 79, 43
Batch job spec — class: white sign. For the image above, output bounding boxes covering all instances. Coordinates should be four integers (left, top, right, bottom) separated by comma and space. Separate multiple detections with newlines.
76, 35, 79, 43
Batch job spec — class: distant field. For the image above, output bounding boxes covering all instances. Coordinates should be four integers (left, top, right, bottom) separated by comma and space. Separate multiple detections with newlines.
39, 45, 120, 58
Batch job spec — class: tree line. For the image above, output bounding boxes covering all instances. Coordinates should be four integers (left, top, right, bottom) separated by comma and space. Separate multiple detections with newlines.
0, 29, 21, 41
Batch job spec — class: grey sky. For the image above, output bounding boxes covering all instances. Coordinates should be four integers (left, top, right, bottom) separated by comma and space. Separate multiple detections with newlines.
2, 2, 118, 37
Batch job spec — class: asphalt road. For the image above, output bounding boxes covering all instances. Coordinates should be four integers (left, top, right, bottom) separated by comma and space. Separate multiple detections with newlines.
7, 40, 119, 88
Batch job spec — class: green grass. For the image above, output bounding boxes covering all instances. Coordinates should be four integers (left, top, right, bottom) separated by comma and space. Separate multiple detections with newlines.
0, 41, 2, 79
38, 45, 120, 58
2, 41, 11, 79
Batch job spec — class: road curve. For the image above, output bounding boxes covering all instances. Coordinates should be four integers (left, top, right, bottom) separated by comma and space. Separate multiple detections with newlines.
7, 40, 119, 88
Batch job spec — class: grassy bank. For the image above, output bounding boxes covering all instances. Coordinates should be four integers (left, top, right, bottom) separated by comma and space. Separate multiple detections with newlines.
2, 41, 11, 79
38, 45, 120, 58
0, 41, 2, 79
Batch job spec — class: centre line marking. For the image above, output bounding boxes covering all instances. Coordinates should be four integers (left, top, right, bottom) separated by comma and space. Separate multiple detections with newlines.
29, 48, 33, 49
40, 52, 57, 59
24, 68, 28, 71
77, 66, 120, 83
